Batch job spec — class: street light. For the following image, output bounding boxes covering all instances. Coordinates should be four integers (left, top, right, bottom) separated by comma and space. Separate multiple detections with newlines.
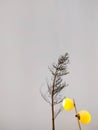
62, 98, 91, 130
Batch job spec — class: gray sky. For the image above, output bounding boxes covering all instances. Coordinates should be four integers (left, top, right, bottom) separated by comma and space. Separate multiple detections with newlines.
0, 0, 98, 130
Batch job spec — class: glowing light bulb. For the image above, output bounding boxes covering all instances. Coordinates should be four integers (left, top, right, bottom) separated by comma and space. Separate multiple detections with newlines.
77, 110, 91, 124
62, 98, 74, 110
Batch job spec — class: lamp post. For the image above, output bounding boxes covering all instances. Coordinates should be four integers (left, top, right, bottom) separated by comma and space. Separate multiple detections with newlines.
73, 99, 81, 130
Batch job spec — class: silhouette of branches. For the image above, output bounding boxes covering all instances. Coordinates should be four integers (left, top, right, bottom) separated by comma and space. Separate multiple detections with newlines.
40, 53, 69, 130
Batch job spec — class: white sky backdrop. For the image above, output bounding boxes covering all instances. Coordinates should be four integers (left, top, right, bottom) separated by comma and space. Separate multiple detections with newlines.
0, 0, 98, 130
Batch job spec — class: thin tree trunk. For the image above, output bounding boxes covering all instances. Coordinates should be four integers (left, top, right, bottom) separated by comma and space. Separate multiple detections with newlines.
51, 69, 57, 130
52, 89, 55, 130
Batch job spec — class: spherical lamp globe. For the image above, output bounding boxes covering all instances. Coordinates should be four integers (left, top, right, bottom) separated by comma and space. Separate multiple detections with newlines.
62, 98, 74, 111
77, 110, 91, 124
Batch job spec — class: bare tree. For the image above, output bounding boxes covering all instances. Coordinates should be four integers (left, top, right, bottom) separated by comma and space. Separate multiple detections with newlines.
40, 53, 69, 130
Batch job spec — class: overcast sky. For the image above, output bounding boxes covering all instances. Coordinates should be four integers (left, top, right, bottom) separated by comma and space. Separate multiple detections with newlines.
0, 0, 98, 130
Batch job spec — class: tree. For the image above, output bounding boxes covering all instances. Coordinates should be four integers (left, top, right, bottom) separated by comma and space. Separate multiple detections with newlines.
40, 53, 69, 130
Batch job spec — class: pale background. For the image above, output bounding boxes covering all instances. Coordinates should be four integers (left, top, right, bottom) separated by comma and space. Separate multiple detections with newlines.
0, 0, 98, 130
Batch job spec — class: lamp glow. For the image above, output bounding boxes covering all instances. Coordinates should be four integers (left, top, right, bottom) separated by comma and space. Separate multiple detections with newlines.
77, 110, 91, 124
62, 98, 74, 110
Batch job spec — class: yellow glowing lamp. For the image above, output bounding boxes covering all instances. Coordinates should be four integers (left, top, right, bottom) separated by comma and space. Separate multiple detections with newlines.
76, 110, 91, 124
62, 98, 74, 110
